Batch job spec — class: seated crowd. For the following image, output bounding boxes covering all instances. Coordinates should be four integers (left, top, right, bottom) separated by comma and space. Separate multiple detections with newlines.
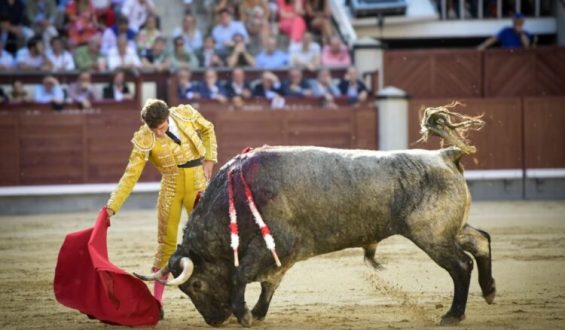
0, 0, 366, 109
176, 66, 368, 108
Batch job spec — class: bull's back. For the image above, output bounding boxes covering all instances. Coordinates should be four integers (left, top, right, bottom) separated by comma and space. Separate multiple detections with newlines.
244, 146, 467, 257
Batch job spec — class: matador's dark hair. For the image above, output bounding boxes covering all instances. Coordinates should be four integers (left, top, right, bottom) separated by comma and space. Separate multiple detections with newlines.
141, 98, 169, 128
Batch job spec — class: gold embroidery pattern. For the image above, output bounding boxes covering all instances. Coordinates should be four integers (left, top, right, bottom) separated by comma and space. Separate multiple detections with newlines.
153, 172, 178, 268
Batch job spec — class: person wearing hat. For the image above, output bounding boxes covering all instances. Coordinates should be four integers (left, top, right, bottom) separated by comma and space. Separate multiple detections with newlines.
106, 99, 217, 313
478, 13, 532, 50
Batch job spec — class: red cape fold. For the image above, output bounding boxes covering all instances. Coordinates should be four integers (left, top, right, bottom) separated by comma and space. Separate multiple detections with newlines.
54, 208, 160, 327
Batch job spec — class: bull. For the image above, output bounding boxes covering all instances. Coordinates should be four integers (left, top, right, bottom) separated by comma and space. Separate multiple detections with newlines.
137, 104, 496, 327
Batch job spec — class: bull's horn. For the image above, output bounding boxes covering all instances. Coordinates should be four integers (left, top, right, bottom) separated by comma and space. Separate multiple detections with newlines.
133, 266, 170, 281
161, 257, 194, 286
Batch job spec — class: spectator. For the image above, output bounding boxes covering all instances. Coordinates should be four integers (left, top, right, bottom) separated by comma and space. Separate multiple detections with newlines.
34, 75, 65, 110
253, 71, 284, 100
304, 0, 332, 42
197, 36, 224, 68
68, 71, 95, 108
16, 37, 52, 71
0, 1, 28, 55
92, 0, 116, 28
141, 36, 170, 72
277, 0, 306, 43
102, 69, 133, 101
74, 34, 106, 71
196, 69, 228, 103
212, 8, 249, 56
0, 15, 19, 56
120, 0, 155, 32
0, 0, 26, 32
176, 68, 199, 100
227, 33, 256, 68
172, 13, 202, 51
0, 87, 7, 104
66, 0, 100, 47
224, 67, 252, 99
478, 13, 532, 50
9, 80, 29, 103
289, 31, 320, 71
101, 15, 136, 55
47, 36, 76, 71
136, 13, 161, 52
255, 36, 288, 69
240, 1, 271, 51
107, 34, 142, 70
214, 0, 238, 16
171, 35, 199, 70
338, 67, 368, 105
0, 39, 15, 71
310, 68, 340, 108
321, 35, 351, 67
283, 68, 311, 97
26, 0, 59, 52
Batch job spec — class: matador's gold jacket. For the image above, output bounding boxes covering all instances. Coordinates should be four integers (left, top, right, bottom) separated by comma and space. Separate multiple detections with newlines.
107, 104, 217, 214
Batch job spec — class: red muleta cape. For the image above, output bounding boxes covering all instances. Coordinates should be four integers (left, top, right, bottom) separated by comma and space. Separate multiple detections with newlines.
54, 208, 161, 326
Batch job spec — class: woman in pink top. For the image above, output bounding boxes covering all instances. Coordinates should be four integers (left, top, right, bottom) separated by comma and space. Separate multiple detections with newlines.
277, 0, 306, 43
66, 0, 99, 47
321, 35, 351, 67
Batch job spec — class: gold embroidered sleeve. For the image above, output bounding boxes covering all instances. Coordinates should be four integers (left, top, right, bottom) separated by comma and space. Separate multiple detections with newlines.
195, 111, 217, 162
172, 104, 218, 162
107, 147, 148, 213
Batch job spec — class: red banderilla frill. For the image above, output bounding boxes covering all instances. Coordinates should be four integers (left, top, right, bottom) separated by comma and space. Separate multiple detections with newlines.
227, 167, 282, 268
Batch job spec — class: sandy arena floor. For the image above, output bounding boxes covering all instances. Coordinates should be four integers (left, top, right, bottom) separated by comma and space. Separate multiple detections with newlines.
1, 201, 564, 329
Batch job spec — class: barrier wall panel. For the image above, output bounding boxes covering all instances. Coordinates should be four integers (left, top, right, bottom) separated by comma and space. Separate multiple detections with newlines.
384, 51, 433, 97
384, 50, 483, 98
0, 116, 20, 185
355, 110, 378, 150
534, 48, 565, 96
484, 50, 536, 97
408, 98, 523, 170
523, 97, 565, 168
0, 107, 377, 186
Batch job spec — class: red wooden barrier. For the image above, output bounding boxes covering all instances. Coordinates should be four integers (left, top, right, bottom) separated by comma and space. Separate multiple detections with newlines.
0, 107, 377, 186
384, 49, 483, 98
523, 97, 565, 168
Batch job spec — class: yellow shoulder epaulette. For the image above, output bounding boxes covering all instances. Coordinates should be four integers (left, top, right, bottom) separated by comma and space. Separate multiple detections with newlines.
131, 125, 155, 152
170, 104, 198, 122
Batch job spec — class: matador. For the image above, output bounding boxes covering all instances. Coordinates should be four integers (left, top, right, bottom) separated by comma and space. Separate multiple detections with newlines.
106, 99, 217, 310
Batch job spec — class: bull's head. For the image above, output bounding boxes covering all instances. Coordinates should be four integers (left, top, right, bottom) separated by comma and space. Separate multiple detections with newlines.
135, 250, 232, 326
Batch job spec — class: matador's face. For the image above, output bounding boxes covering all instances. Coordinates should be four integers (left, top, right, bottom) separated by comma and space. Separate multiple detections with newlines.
151, 119, 169, 138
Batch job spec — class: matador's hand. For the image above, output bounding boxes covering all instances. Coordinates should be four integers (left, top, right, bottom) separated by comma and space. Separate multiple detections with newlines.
106, 207, 115, 218
203, 160, 215, 182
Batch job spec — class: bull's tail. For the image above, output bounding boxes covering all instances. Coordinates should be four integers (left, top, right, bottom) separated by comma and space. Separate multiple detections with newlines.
418, 101, 485, 155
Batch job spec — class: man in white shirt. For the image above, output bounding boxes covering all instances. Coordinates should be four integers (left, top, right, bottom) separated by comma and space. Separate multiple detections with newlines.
16, 36, 51, 71
34, 75, 65, 110
121, 0, 155, 32
211, 9, 249, 56
289, 32, 321, 71
107, 34, 141, 70
47, 36, 75, 71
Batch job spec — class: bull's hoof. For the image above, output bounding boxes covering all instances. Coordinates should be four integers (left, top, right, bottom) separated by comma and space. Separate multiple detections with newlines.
483, 280, 496, 305
440, 313, 465, 326
238, 311, 253, 328
159, 307, 165, 320
251, 306, 266, 321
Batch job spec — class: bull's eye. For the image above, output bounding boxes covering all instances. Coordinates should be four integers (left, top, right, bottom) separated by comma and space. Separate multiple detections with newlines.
192, 280, 203, 291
